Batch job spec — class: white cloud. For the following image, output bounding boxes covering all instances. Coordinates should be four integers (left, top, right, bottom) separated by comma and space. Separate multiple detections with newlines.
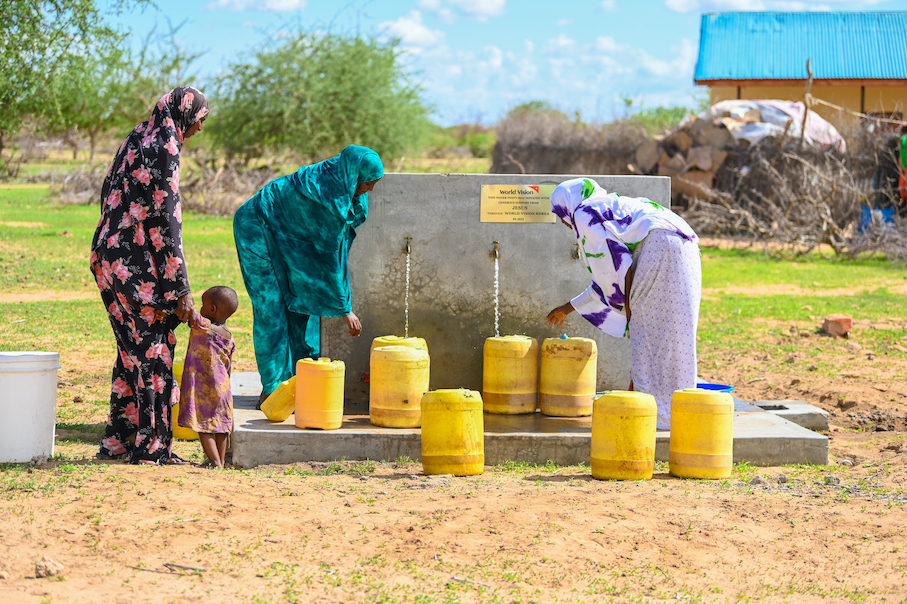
666, 0, 886, 12
508, 40, 538, 82
420, 0, 505, 22
449, 0, 506, 20
484, 46, 504, 69
417, 0, 457, 22
205, 0, 306, 11
556, 18, 573, 26
601, 0, 618, 10
377, 11, 445, 54
590, 35, 696, 80
544, 34, 577, 54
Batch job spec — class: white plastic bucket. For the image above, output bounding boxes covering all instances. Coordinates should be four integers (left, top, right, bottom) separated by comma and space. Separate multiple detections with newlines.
0, 352, 60, 463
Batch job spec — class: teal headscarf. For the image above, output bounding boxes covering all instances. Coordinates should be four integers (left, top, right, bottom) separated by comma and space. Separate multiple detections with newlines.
245, 144, 384, 316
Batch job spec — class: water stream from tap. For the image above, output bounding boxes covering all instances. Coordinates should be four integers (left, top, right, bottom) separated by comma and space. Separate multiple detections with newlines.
493, 255, 500, 337
404, 248, 411, 338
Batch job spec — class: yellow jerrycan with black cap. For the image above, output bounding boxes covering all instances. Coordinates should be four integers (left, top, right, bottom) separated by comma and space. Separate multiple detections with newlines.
420, 389, 484, 476
669, 388, 734, 479
482, 335, 538, 414
591, 391, 657, 480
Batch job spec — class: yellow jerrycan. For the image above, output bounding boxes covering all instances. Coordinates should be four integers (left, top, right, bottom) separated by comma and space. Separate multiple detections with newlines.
539, 337, 597, 416
370, 345, 430, 428
669, 388, 734, 479
261, 376, 297, 422
295, 358, 345, 430
482, 335, 538, 414
171, 359, 199, 441
370, 335, 428, 354
421, 389, 484, 476
591, 391, 657, 480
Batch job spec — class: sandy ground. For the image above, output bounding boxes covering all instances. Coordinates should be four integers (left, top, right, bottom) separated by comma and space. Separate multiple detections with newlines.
1, 444, 905, 604
2, 290, 907, 602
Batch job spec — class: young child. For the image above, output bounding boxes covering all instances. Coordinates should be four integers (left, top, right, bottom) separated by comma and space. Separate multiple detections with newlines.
177, 286, 239, 469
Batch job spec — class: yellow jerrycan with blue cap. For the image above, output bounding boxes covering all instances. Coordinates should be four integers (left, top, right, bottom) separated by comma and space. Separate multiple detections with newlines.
421, 389, 484, 476
669, 388, 734, 479
540, 336, 597, 416
591, 391, 657, 480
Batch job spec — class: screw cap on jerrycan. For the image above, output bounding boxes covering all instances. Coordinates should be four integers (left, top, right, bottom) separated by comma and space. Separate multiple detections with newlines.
482, 335, 538, 414
295, 358, 345, 430
591, 391, 657, 481
420, 389, 484, 476
669, 388, 734, 479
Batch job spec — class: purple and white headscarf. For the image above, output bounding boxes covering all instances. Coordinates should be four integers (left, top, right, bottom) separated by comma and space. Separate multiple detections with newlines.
551, 178, 698, 337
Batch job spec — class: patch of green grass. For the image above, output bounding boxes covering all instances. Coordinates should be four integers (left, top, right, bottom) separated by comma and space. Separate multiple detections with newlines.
315, 460, 377, 476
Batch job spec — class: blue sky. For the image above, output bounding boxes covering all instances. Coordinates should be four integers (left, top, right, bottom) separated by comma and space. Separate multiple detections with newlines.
114, 0, 907, 126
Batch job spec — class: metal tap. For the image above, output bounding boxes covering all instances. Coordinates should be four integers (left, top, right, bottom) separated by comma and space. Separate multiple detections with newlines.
492, 241, 500, 259
404, 237, 412, 254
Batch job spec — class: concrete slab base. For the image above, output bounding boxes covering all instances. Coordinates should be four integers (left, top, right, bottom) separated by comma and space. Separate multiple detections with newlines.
752, 399, 830, 431
228, 373, 828, 469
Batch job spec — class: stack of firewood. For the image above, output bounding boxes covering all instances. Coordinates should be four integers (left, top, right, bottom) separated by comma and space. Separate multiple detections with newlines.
629, 116, 736, 203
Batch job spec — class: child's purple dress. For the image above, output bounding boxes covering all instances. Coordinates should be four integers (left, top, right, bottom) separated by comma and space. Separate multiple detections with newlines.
177, 312, 235, 434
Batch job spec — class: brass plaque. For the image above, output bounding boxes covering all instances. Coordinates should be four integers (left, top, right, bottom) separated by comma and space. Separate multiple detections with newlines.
480, 184, 557, 223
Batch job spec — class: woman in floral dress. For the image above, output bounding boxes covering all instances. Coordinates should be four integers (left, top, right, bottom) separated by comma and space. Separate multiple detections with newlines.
90, 86, 209, 464
546, 178, 702, 430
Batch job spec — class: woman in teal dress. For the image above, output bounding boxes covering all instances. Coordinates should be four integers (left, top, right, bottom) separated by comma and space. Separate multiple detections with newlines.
233, 145, 383, 404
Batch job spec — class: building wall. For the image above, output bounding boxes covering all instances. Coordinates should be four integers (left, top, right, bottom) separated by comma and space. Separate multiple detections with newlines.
321, 173, 672, 409
708, 84, 907, 126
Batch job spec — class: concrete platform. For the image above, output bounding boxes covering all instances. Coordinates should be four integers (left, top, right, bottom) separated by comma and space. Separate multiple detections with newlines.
753, 399, 830, 432
229, 373, 828, 469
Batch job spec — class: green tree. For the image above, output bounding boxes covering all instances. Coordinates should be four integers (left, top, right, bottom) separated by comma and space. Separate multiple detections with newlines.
505, 100, 566, 120
46, 20, 206, 161
46, 47, 131, 161
0, 0, 147, 163
209, 31, 429, 162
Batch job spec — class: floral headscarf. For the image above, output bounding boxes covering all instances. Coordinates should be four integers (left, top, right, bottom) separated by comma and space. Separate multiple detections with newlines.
160, 86, 209, 139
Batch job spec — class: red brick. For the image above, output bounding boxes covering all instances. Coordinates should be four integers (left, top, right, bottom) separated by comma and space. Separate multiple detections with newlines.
822, 314, 853, 338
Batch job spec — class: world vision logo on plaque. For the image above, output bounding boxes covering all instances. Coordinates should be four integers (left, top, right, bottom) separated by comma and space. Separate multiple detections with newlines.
480, 184, 557, 223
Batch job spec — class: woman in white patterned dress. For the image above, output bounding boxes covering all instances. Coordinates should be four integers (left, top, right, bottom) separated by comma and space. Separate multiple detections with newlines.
546, 178, 702, 430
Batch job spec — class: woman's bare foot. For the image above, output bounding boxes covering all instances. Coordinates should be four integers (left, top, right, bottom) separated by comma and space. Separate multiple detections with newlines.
257, 392, 269, 410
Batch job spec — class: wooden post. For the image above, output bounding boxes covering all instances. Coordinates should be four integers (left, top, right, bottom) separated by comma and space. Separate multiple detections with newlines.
801, 59, 813, 144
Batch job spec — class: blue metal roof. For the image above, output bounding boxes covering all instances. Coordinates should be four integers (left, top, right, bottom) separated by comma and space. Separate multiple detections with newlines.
695, 12, 907, 82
